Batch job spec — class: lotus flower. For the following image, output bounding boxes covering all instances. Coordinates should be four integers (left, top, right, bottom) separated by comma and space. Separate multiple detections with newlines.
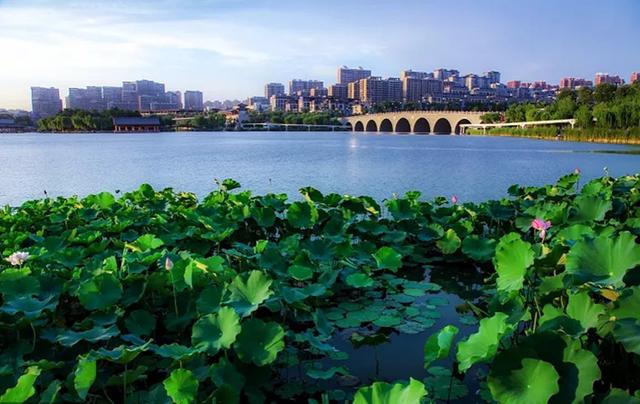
165, 257, 174, 271
531, 219, 551, 242
5, 251, 29, 266
574, 168, 581, 174
451, 195, 458, 204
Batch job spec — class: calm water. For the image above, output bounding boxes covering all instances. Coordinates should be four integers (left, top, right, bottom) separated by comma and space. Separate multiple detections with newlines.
0, 131, 639, 206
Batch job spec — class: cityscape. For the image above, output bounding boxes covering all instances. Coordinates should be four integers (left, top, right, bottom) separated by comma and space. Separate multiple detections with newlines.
9, 67, 639, 124
2, 1, 640, 403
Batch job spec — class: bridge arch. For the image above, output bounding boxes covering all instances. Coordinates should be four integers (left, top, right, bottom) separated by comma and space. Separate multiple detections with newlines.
455, 119, 471, 134
433, 118, 452, 134
354, 121, 364, 132
413, 118, 431, 134
365, 120, 378, 132
395, 118, 411, 133
379, 119, 393, 133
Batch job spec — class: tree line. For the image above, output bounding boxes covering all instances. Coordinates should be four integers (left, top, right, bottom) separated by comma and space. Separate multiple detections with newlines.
480, 83, 640, 130
247, 111, 342, 126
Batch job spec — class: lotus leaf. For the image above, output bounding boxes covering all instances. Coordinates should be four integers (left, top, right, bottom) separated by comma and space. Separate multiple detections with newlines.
234, 319, 285, 366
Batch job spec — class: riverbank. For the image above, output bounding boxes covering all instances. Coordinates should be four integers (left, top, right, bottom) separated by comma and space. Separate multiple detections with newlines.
467, 126, 640, 145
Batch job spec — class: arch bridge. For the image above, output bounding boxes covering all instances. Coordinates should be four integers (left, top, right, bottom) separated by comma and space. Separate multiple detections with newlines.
343, 110, 486, 135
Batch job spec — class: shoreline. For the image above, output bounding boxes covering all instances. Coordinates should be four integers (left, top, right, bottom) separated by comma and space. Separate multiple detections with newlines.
466, 129, 640, 146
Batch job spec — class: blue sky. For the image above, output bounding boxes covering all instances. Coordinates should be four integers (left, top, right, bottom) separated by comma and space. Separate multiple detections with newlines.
1, 0, 639, 109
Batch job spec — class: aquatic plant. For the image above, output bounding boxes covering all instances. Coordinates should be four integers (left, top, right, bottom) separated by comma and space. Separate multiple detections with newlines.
0, 172, 638, 402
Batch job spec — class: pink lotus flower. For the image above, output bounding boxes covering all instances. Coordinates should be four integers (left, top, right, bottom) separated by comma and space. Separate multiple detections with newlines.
574, 168, 581, 174
451, 195, 458, 204
531, 219, 551, 242
5, 251, 29, 266
165, 257, 174, 271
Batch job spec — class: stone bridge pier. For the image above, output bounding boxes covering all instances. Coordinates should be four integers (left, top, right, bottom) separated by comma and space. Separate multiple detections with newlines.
342, 110, 486, 135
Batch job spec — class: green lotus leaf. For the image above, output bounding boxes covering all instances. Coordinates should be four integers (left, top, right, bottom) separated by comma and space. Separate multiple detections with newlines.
234, 318, 285, 366
85, 191, 116, 209
561, 338, 601, 404
436, 229, 461, 255
227, 270, 273, 316
39, 380, 62, 404
125, 309, 157, 337
191, 307, 241, 354
210, 357, 245, 392
555, 224, 595, 244
462, 235, 496, 262
385, 198, 416, 221
489, 358, 559, 404
0, 267, 40, 298
91, 342, 151, 364
493, 233, 534, 299
196, 285, 223, 315
74, 356, 96, 400
346, 273, 374, 288
129, 233, 164, 252
566, 291, 605, 330
372, 246, 403, 271
373, 315, 403, 328
601, 388, 640, 404
47, 324, 120, 347
152, 343, 200, 360
423, 325, 459, 369
288, 264, 314, 281
566, 231, 640, 287
0, 294, 57, 320
611, 286, 640, 320
163, 368, 199, 404
456, 312, 513, 372
77, 273, 123, 310
306, 365, 349, 380
570, 194, 612, 223
353, 377, 427, 404
287, 201, 319, 228
612, 319, 640, 355
0, 366, 41, 404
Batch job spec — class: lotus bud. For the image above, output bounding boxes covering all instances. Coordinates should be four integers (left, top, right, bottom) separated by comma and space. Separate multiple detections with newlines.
451, 195, 458, 204
165, 257, 174, 271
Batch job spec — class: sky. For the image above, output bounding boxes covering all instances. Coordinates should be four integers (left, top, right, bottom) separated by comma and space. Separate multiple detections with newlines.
1, 0, 639, 110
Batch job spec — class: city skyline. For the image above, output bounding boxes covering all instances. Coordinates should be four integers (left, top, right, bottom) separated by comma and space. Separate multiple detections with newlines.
1, 0, 640, 110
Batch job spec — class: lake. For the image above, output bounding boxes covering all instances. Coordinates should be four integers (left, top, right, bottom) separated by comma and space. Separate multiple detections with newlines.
1, 131, 639, 206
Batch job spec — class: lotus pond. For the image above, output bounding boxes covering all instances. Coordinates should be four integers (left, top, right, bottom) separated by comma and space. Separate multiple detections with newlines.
0, 173, 639, 403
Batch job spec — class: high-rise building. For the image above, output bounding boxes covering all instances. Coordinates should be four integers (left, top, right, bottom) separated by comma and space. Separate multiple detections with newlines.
264, 82, 285, 99
135, 79, 165, 111
347, 81, 360, 100
184, 90, 203, 111
433, 68, 460, 81
102, 86, 123, 109
400, 70, 433, 80
483, 71, 501, 84
31, 87, 62, 119
122, 81, 139, 111
328, 83, 349, 100
66, 86, 104, 111
402, 77, 444, 102
630, 72, 639, 84
358, 77, 402, 104
506, 80, 521, 89
595, 73, 624, 86
269, 94, 289, 111
559, 77, 593, 89
165, 91, 183, 110
337, 66, 371, 84
288, 79, 324, 95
